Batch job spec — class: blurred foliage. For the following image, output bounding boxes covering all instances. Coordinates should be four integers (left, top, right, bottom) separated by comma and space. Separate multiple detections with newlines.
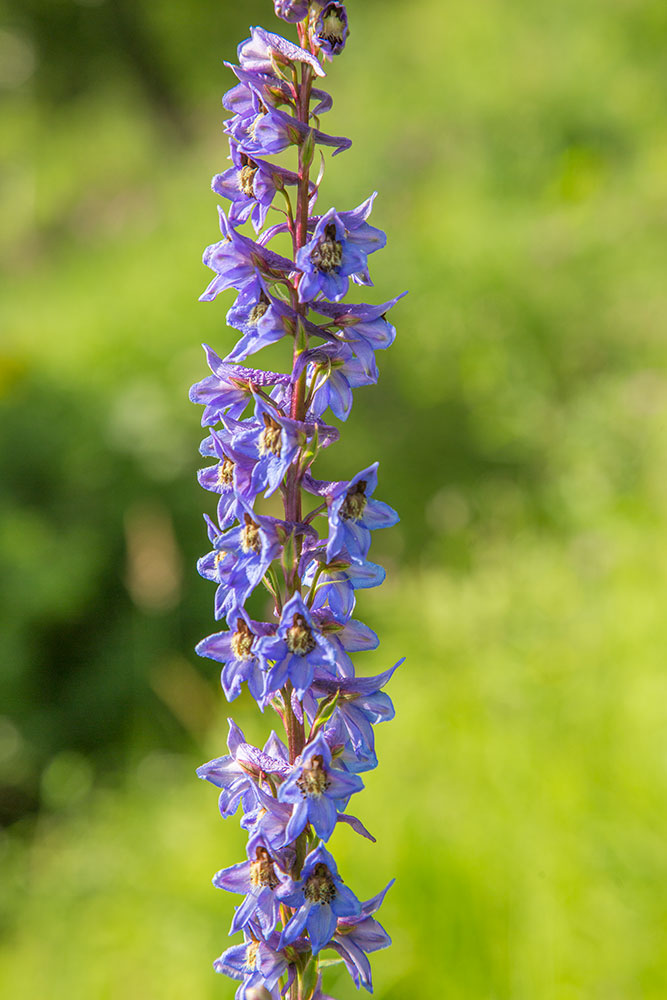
1, 0, 667, 995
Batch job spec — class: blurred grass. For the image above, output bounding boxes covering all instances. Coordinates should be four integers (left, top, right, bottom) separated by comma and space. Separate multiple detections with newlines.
2, 0, 667, 995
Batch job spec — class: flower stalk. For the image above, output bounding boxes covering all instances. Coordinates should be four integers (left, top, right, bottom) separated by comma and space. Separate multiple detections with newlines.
190, 4, 404, 997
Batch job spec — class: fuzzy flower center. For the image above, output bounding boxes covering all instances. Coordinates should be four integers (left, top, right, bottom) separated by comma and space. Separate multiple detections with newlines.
248, 103, 267, 140
311, 223, 343, 273
239, 156, 258, 197
286, 613, 316, 656
250, 846, 279, 890
217, 455, 234, 488
259, 413, 282, 456
304, 863, 337, 905
241, 513, 262, 554
296, 753, 330, 798
231, 618, 254, 660
249, 292, 270, 326
245, 941, 259, 970
340, 479, 367, 521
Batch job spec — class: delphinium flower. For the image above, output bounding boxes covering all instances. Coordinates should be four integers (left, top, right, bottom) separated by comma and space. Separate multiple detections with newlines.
191, 3, 404, 997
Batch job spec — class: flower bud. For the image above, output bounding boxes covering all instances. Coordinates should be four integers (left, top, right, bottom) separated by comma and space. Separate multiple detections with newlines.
274, 0, 309, 22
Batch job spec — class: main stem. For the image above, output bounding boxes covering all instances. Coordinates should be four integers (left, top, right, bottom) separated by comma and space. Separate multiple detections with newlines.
283, 56, 315, 762
283, 52, 316, 1000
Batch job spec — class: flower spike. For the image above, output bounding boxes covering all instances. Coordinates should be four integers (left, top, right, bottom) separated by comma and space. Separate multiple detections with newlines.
191, 4, 403, 996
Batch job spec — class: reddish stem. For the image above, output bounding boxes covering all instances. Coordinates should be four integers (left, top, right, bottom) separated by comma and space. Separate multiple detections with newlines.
282, 60, 316, 770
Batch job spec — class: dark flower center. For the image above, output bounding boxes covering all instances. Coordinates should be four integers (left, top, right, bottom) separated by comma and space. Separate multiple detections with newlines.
311, 223, 343, 273
259, 413, 282, 457
231, 618, 254, 660
241, 513, 262, 554
218, 455, 234, 488
318, 3, 345, 45
249, 292, 270, 326
250, 846, 279, 890
340, 480, 367, 521
286, 613, 317, 656
304, 863, 337, 905
239, 156, 258, 197
296, 753, 330, 798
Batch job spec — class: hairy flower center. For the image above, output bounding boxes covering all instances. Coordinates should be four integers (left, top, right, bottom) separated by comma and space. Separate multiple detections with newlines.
311, 223, 343, 273
248, 104, 267, 140
259, 413, 282, 457
218, 456, 234, 488
304, 863, 337, 905
241, 513, 262, 554
340, 480, 367, 521
231, 618, 254, 660
296, 754, 330, 798
286, 613, 316, 656
239, 158, 258, 197
249, 292, 270, 326
321, 8, 345, 44
245, 941, 259, 970
250, 846, 279, 890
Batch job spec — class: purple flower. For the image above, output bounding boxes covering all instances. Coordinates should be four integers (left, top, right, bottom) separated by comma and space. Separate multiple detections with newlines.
330, 880, 394, 990
223, 61, 333, 123
244, 782, 295, 851
196, 720, 289, 819
228, 103, 351, 159
197, 514, 248, 621
224, 281, 301, 363
313, 612, 379, 678
237, 26, 325, 79
197, 509, 282, 621
312, 292, 406, 372
295, 196, 386, 302
274, 0, 309, 22
278, 843, 361, 954
213, 929, 288, 999
232, 397, 304, 499
319, 714, 379, 774
295, 342, 377, 421
213, 144, 305, 233
196, 610, 274, 703
310, 661, 402, 766
189, 343, 291, 427
315, 3, 349, 60
256, 592, 337, 699
200, 209, 295, 303
213, 832, 289, 935
277, 732, 363, 842
324, 463, 399, 563
198, 429, 257, 528
303, 552, 386, 621
213, 509, 283, 600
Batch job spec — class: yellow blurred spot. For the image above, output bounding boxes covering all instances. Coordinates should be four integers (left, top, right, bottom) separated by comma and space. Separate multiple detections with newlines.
124, 502, 182, 613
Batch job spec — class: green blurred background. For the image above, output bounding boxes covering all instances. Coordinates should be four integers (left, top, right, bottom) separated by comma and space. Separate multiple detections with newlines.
2, 0, 667, 996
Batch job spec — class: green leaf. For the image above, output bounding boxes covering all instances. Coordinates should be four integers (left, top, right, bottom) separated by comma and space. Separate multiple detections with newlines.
310, 691, 340, 736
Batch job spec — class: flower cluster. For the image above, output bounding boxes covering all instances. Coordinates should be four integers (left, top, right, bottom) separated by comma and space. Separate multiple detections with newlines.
191, 4, 403, 997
